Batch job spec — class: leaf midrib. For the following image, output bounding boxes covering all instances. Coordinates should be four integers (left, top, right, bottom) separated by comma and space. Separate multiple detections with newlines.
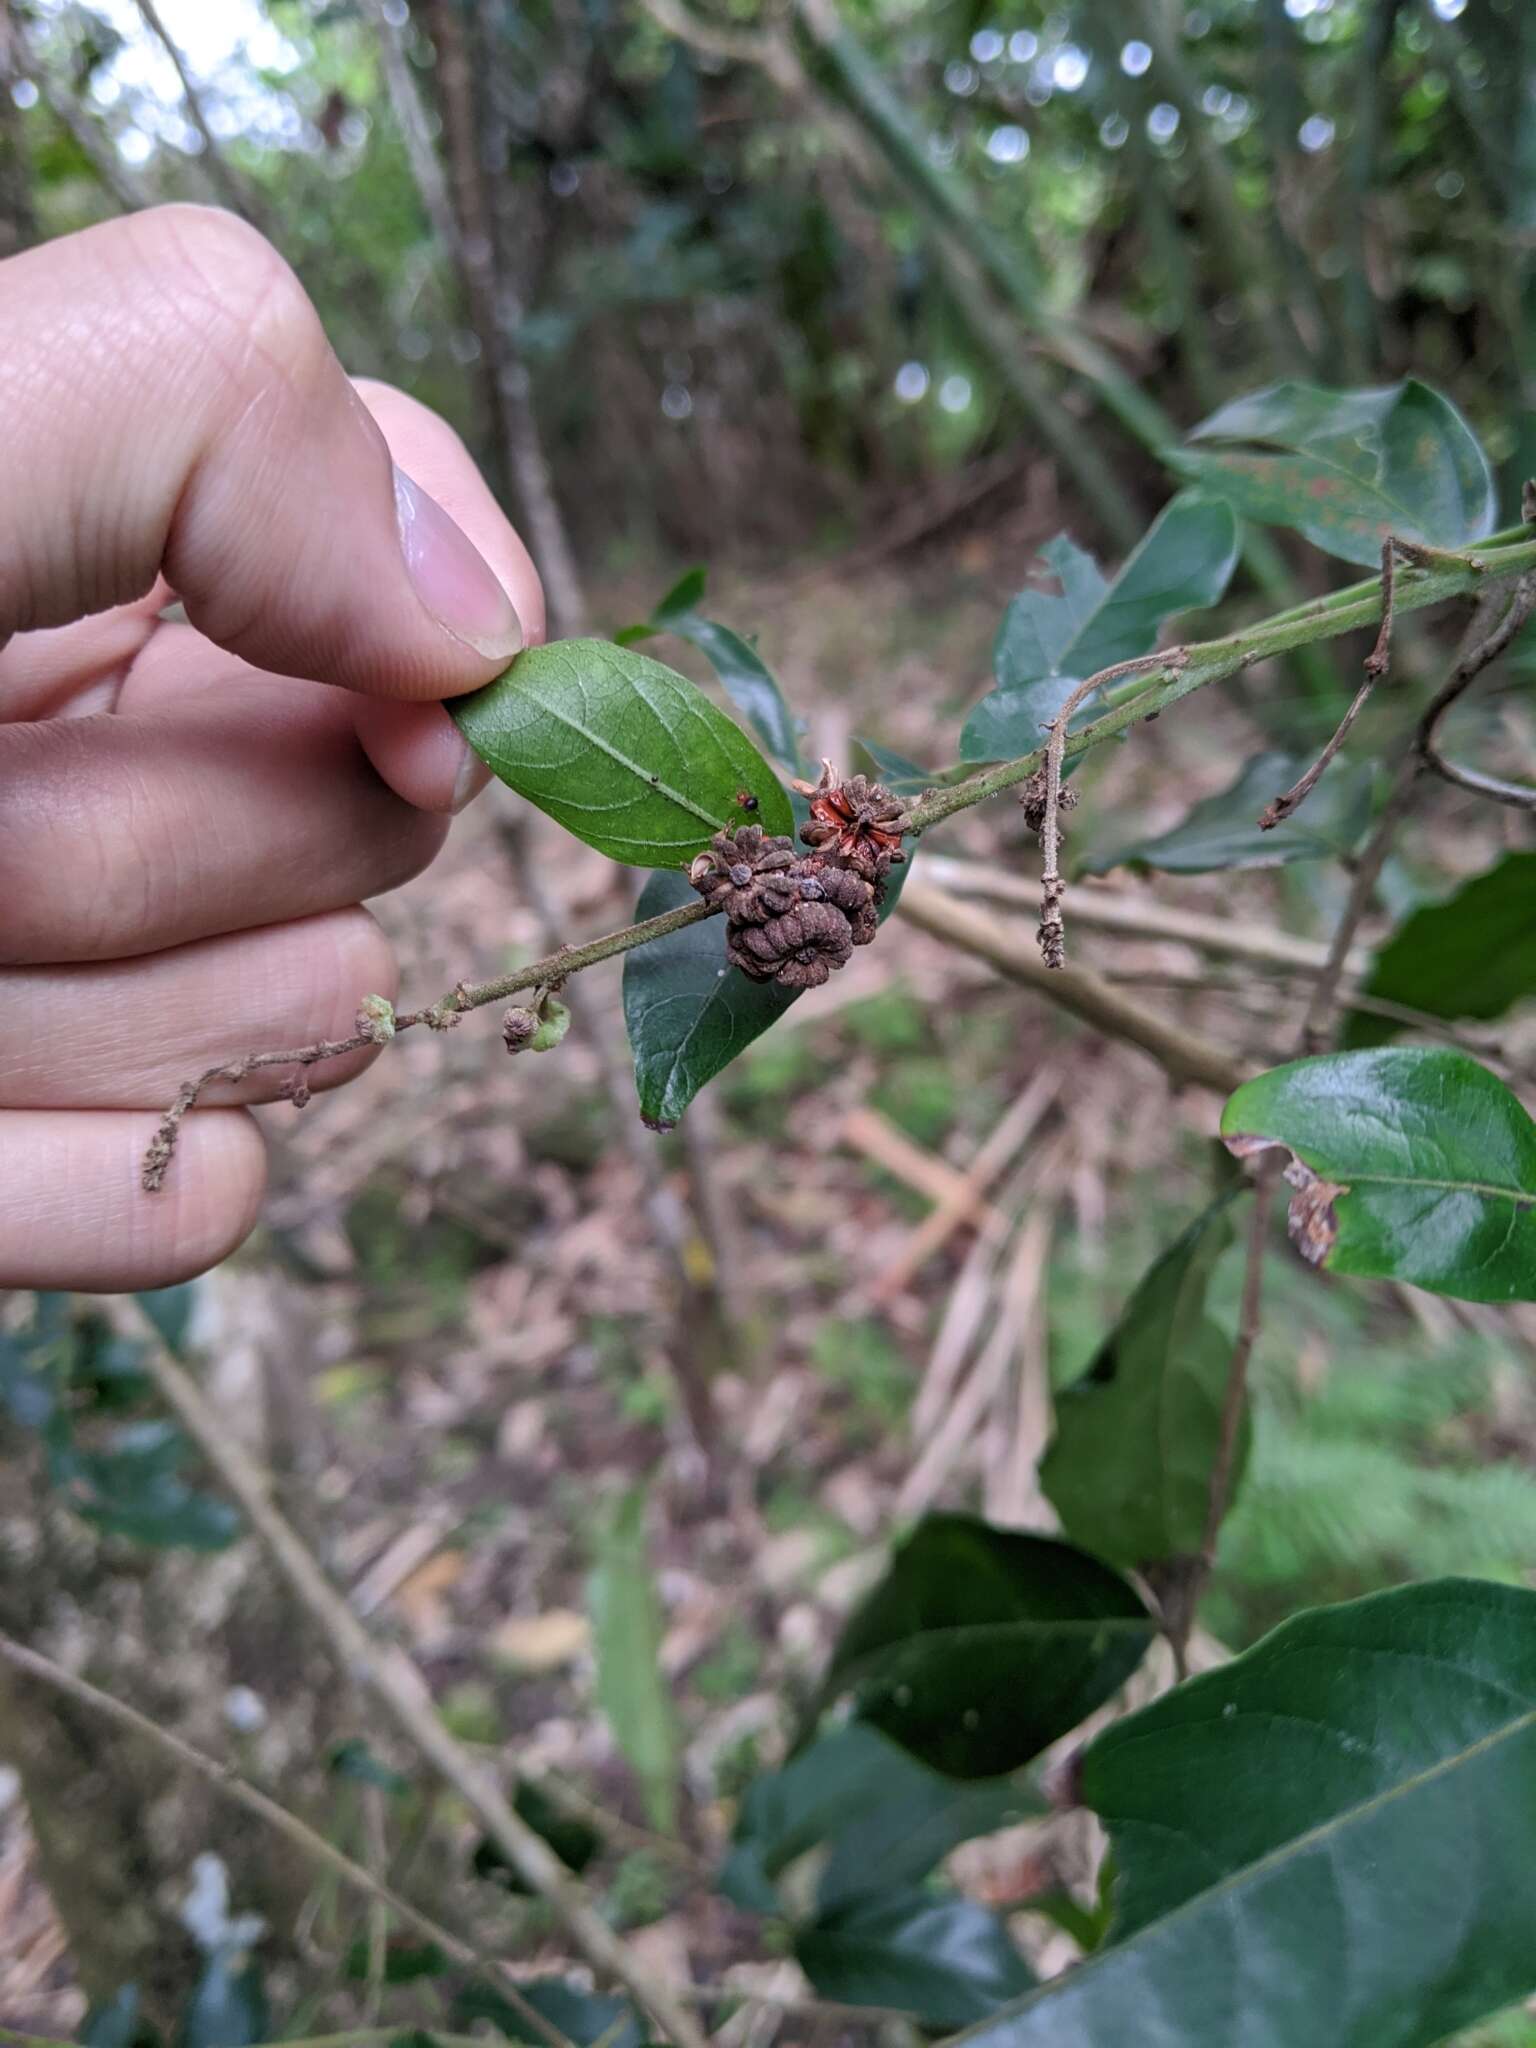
524, 679, 732, 832
950, 1696, 1536, 2042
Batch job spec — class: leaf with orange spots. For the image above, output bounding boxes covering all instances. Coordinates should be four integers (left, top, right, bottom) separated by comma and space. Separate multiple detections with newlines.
1170, 380, 1496, 567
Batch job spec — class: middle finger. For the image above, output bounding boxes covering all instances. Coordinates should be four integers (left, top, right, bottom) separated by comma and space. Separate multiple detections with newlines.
0, 676, 446, 965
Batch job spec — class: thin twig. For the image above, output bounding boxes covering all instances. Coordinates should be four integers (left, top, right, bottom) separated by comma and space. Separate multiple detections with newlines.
1302, 576, 1536, 1051
1035, 650, 1190, 967
1417, 571, 1536, 808
142, 534, 1536, 1187
121, 1305, 712, 2048
132, 0, 263, 226
141, 898, 712, 1188
896, 880, 1248, 1095
1258, 667, 1378, 830
0, 1634, 575, 2048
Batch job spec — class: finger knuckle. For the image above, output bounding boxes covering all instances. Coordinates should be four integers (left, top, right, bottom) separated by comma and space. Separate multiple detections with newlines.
133, 204, 330, 397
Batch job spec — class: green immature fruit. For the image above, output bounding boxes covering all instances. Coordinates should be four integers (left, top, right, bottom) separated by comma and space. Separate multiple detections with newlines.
355, 993, 396, 1044
530, 997, 571, 1052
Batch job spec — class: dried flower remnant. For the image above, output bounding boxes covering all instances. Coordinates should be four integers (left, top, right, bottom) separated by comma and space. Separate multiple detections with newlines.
793, 759, 911, 882
1225, 1133, 1346, 1267
688, 825, 801, 923
726, 899, 856, 990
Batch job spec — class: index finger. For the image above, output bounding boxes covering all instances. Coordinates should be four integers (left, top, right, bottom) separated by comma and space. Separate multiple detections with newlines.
0, 205, 526, 701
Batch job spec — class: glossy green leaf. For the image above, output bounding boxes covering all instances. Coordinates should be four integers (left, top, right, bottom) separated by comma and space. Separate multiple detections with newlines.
721, 1722, 1039, 1916
623, 868, 796, 1131
1173, 379, 1496, 567
1345, 852, 1536, 1049
818, 1513, 1155, 1777
960, 493, 1239, 762
456, 1983, 643, 2048
797, 1887, 1035, 2029
620, 568, 804, 770
1221, 1049, 1536, 1303
1041, 1202, 1244, 1568
623, 849, 911, 1127
588, 1486, 680, 1833
1082, 750, 1372, 876
473, 1779, 600, 1892
951, 1580, 1536, 2048
453, 639, 793, 866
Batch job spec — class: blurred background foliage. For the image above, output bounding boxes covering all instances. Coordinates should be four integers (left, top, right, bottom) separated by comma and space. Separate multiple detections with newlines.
3, 0, 1530, 570
7, 1, 1536, 2037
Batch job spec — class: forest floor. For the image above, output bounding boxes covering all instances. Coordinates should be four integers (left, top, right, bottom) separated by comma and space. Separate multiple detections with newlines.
7, 492, 1536, 2041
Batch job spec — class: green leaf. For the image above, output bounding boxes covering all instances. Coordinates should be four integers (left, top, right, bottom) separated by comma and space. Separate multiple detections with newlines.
818, 1513, 1155, 1777
854, 738, 931, 795
950, 1580, 1536, 2048
1081, 750, 1372, 876
1040, 1202, 1244, 1569
135, 1283, 196, 1356
67, 1423, 240, 1550
1222, 1048, 1536, 1301
1173, 379, 1497, 568
456, 1984, 644, 2048
621, 569, 804, 771
453, 639, 793, 866
721, 1722, 1038, 1916
588, 1486, 680, 1833
622, 850, 912, 1127
623, 868, 797, 1131
473, 1779, 601, 1892
797, 1888, 1035, 2029
1345, 852, 1536, 1049
326, 1737, 410, 1796
960, 494, 1239, 762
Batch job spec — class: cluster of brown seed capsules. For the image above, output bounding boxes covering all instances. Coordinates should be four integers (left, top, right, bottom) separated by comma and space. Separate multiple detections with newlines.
688, 763, 910, 991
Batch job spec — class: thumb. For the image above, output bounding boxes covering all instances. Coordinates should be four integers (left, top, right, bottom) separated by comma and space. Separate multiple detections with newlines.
0, 205, 524, 700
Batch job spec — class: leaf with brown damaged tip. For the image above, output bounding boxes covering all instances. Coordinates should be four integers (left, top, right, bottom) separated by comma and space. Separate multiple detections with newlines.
1224, 1134, 1348, 1268
1221, 1050, 1536, 1302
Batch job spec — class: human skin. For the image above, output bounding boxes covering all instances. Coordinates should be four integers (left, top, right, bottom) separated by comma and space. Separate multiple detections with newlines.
0, 205, 545, 1291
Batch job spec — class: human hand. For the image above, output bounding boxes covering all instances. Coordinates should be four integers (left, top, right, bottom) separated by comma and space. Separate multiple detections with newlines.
0, 206, 543, 1293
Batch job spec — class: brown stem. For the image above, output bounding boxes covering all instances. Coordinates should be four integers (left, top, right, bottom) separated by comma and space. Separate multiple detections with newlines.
1259, 667, 1378, 830
142, 898, 713, 1188
124, 1306, 712, 2048
0, 1633, 575, 2048
1302, 577, 1536, 1052
1035, 650, 1189, 967
896, 880, 1248, 1095
1416, 571, 1536, 808
143, 540, 1536, 1190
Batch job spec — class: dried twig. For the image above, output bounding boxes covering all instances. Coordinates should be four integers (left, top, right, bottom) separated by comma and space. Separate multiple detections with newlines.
1035, 651, 1188, 967
142, 533, 1536, 1189
122, 1305, 712, 2048
896, 880, 1248, 1095
1258, 666, 1378, 830
1416, 571, 1536, 810
0, 1634, 575, 2048
132, 0, 264, 227
1302, 575, 1536, 1052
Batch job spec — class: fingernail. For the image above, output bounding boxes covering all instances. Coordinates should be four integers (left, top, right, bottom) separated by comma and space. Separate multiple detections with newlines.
394, 467, 523, 663
450, 736, 493, 813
